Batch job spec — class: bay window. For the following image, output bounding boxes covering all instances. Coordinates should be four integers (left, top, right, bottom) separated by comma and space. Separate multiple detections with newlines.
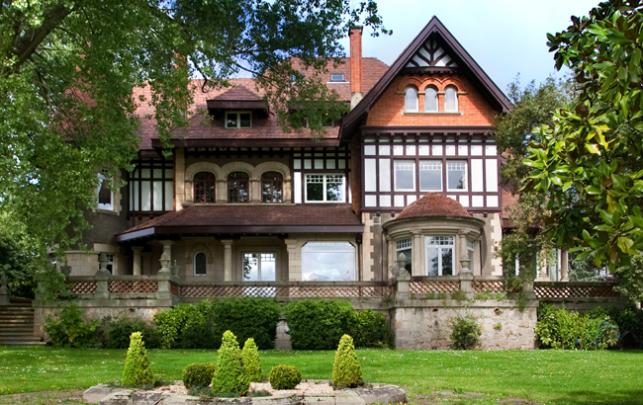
129, 160, 174, 212
425, 236, 455, 276
396, 239, 412, 273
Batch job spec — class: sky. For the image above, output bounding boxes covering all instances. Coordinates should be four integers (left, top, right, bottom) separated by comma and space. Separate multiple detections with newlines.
339, 0, 600, 94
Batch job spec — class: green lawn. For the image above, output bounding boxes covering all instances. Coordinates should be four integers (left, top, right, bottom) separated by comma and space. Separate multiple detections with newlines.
0, 347, 642, 404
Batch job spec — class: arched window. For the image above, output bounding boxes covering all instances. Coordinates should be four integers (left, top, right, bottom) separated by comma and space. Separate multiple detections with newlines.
445, 85, 458, 112
261, 172, 283, 203
228, 172, 249, 202
404, 86, 418, 112
193, 172, 215, 203
425, 86, 438, 112
194, 252, 207, 275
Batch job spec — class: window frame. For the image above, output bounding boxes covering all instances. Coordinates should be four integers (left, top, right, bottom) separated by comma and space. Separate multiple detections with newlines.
241, 251, 277, 282
301, 241, 357, 281
424, 86, 439, 112
419, 160, 443, 192
395, 239, 412, 273
393, 160, 416, 192
425, 235, 455, 276
329, 73, 346, 82
261, 171, 284, 203
193, 171, 216, 203
403, 86, 419, 112
446, 160, 468, 192
96, 172, 114, 211
444, 86, 459, 112
304, 173, 346, 203
128, 159, 174, 213
227, 171, 250, 203
224, 111, 252, 128
193, 252, 207, 276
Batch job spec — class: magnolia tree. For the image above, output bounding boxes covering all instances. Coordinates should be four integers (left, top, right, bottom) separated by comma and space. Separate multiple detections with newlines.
520, 0, 642, 301
0, 1, 388, 292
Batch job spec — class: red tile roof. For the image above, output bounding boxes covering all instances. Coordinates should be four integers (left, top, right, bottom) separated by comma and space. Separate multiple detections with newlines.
396, 193, 471, 220
134, 58, 389, 150
117, 204, 363, 241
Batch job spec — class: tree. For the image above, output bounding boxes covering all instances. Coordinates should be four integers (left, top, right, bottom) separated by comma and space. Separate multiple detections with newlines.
0, 1, 388, 283
520, 0, 642, 302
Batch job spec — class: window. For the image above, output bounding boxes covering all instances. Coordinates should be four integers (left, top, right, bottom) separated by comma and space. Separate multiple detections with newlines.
394, 161, 415, 191
447, 161, 467, 191
97, 172, 113, 210
396, 239, 412, 273
445, 86, 458, 112
128, 160, 174, 212
419, 160, 442, 191
329, 73, 346, 82
301, 242, 356, 281
224, 111, 252, 128
99, 252, 114, 274
193, 172, 215, 203
425, 236, 455, 276
404, 86, 418, 112
466, 240, 476, 271
425, 86, 438, 112
261, 172, 283, 203
305, 174, 345, 202
242, 252, 276, 281
194, 252, 207, 275
228, 172, 249, 202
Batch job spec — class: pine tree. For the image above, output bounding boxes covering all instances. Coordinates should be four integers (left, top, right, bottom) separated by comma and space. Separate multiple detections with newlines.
211, 330, 249, 396
121, 332, 155, 387
241, 338, 262, 383
331, 334, 363, 388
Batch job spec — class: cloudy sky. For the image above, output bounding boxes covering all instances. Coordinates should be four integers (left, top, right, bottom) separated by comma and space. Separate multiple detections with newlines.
340, 0, 599, 93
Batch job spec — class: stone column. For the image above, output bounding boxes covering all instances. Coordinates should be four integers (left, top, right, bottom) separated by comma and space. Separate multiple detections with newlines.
175, 147, 185, 211
216, 180, 227, 203
411, 232, 423, 277
221, 240, 233, 281
560, 249, 569, 281
132, 247, 142, 276
96, 253, 111, 299
535, 250, 549, 281
285, 239, 300, 281
249, 179, 261, 203
159, 240, 173, 275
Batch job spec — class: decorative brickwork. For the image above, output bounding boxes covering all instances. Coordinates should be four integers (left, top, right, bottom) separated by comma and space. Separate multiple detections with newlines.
179, 282, 392, 299
68, 281, 97, 295
108, 280, 158, 294
473, 279, 505, 293
409, 278, 460, 295
534, 282, 619, 300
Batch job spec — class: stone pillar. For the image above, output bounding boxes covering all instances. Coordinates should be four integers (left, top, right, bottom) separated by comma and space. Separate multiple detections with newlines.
395, 252, 411, 300
0, 273, 9, 305
249, 179, 261, 203
159, 240, 173, 275
175, 147, 185, 211
132, 247, 142, 276
221, 240, 233, 281
560, 249, 569, 281
411, 232, 423, 277
216, 180, 227, 203
96, 255, 110, 299
536, 250, 549, 281
285, 239, 300, 281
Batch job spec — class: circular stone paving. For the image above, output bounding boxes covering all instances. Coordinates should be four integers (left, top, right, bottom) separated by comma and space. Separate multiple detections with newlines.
83, 381, 407, 405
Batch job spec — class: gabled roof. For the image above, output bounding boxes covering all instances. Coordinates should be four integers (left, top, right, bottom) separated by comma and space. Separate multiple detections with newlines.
341, 16, 512, 136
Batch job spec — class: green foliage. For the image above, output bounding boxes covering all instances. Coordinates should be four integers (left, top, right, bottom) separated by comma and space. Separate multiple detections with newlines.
285, 300, 353, 350
331, 334, 363, 388
269, 365, 302, 390
348, 310, 389, 348
518, 1, 643, 302
210, 298, 280, 350
183, 363, 216, 390
153, 302, 213, 349
211, 330, 249, 397
450, 290, 468, 302
44, 304, 100, 348
449, 315, 481, 350
535, 305, 620, 350
607, 305, 643, 348
241, 338, 262, 383
100, 317, 160, 349
121, 332, 154, 387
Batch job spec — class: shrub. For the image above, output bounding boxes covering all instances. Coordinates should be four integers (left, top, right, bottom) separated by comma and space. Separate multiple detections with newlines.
449, 315, 481, 350
331, 334, 362, 388
241, 338, 262, 383
100, 317, 161, 349
44, 303, 100, 348
121, 332, 154, 387
183, 363, 216, 390
269, 365, 302, 390
153, 302, 214, 348
210, 298, 280, 350
608, 305, 643, 348
211, 330, 249, 396
348, 310, 389, 348
285, 300, 353, 349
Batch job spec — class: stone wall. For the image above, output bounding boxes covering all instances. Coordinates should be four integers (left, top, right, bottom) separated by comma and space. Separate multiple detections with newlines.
391, 299, 537, 350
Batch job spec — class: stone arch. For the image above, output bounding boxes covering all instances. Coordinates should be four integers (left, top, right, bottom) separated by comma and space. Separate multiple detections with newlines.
184, 242, 215, 277
254, 161, 292, 203
221, 161, 255, 202
184, 162, 224, 203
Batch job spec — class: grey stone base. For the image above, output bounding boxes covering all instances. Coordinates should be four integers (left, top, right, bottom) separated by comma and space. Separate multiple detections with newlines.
83, 383, 406, 405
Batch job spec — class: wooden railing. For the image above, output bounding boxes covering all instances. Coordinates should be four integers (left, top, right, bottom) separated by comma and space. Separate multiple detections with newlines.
533, 281, 619, 301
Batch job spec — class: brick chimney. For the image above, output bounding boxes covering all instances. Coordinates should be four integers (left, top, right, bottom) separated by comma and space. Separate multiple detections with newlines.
349, 26, 363, 109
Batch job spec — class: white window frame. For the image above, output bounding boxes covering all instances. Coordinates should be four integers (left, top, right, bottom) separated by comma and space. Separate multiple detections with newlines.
419, 160, 443, 192
444, 86, 459, 112
96, 172, 114, 211
446, 161, 468, 192
393, 160, 416, 192
193, 252, 207, 276
304, 173, 346, 203
425, 86, 439, 112
224, 111, 252, 128
404, 86, 419, 112
242, 252, 277, 282
425, 236, 455, 276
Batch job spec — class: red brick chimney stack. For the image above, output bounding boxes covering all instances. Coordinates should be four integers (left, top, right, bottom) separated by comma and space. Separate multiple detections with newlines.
349, 26, 363, 109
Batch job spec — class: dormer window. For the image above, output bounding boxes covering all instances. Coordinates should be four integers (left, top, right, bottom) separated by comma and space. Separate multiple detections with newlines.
225, 111, 252, 128
329, 73, 346, 82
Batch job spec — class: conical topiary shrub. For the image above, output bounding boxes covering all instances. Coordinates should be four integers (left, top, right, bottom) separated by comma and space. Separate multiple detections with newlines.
211, 330, 249, 396
331, 334, 363, 389
241, 338, 262, 382
121, 332, 155, 387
